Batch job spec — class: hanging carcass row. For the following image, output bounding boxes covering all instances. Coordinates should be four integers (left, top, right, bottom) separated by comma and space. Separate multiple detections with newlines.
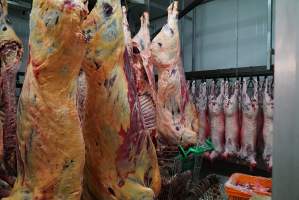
5, 0, 88, 199
0, 0, 23, 178
81, 0, 161, 199
151, 1, 200, 146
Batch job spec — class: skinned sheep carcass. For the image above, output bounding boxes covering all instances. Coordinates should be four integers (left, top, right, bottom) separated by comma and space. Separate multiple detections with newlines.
151, 1, 199, 147
223, 81, 240, 158
262, 78, 273, 169
240, 78, 259, 167
208, 80, 225, 160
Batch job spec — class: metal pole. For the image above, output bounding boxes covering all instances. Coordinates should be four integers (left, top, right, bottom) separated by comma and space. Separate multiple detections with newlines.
235, 0, 239, 68
192, 7, 197, 71
273, 0, 299, 199
181, 0, 185, 66
267, 0, 273, 70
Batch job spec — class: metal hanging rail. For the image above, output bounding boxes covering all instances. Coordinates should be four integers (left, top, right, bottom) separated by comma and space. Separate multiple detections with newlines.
154, 65, 274, 81
185, 65, 274, 80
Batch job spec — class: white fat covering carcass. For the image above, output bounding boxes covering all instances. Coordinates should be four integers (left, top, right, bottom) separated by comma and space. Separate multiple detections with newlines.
194, 81, 209, 145
262, 78, 273, 169
223, 81, 240, 157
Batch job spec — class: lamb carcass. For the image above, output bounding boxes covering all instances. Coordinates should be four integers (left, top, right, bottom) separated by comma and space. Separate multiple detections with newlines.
81, 1, 160, 199
0, 0, 23, 176
263, 78, 273, 169
240, 78, 259, 167
208, 80, 225, 160
223, 81, 240, 157
5, 1, 88, 199
194, 82, 209, 144
151, 2, 199, 146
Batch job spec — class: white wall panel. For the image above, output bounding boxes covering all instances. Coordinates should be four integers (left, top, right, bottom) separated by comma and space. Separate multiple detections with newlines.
195, 0, 237, 70
151, 0, 270, 71
182, 14, 193, 72
237, 0, 268, 67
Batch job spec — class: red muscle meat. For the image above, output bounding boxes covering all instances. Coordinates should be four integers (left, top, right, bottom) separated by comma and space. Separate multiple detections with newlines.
0, 0, 23, 177
132, 12, 157, 142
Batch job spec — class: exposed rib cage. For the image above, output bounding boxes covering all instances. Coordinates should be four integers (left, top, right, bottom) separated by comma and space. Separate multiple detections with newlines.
139, 93, 156, 130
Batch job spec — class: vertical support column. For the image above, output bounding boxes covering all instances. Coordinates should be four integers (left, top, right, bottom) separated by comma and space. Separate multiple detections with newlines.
267, 0, 273, 69
192, 7, 197, 71
273, 0, 299, 199
235, 0, 239, 69
146, 0, 150, 14
181, 0, 185, 66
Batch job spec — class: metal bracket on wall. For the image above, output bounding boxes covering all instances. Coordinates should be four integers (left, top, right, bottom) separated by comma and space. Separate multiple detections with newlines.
7, 0, 31, 10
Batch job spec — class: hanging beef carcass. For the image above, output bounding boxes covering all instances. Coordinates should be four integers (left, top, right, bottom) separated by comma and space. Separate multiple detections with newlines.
208, 80, 225, 160
240, 78, 259, 167
132, 12, 157, 134
223, 81, 240, 157
263, 78, 273, 169
81, 1, 160, 199
0, 0, 23, 176
194, 82, 209, 144
123, 7, 157, 138
151, 2, 199, 146
5, 0, 88, 199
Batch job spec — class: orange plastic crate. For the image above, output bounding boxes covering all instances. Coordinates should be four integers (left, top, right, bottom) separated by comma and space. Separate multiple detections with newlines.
225, 173, 272, 200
